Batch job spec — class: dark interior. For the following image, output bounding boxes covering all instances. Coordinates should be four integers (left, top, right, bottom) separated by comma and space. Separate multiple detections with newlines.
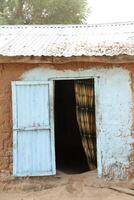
54, 80, 89, 174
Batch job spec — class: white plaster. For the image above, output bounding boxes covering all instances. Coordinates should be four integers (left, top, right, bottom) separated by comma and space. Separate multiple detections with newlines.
21, 67, 133, 179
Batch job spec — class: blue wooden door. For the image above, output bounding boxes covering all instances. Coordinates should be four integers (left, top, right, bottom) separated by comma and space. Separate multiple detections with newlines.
12, 81, 55, 176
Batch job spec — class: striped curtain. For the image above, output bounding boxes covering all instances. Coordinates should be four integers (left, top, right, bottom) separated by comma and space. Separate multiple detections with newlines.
74, 79, 97, 170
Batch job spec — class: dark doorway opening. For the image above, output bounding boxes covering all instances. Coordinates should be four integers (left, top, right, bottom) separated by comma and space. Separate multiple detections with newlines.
54, 80, 97, 174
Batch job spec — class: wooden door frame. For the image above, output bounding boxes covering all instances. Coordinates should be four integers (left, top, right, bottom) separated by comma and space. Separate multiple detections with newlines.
49, 76, 101, 176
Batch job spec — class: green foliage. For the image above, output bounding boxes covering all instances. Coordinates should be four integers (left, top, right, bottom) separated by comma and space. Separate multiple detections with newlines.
0, 0, 89, 24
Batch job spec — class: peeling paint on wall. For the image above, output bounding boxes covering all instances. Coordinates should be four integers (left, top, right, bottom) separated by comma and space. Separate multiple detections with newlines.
21, 67, 133, 179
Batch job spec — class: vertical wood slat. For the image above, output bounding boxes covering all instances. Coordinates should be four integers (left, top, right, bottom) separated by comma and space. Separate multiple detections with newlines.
12, 81, 56, 176
12, 82, 18, 176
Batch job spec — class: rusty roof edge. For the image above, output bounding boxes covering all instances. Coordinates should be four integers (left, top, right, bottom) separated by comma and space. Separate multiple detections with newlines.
1, 54, 134, 64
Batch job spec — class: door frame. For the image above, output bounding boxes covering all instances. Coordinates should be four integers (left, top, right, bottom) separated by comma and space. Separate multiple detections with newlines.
49, 76, 101, 176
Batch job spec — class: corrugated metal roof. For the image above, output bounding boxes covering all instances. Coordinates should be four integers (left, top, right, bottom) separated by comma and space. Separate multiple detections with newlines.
0, 21, 134, 57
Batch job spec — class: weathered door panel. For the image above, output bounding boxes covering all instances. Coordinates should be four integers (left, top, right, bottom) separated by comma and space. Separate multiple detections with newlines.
12, 81, 55, 176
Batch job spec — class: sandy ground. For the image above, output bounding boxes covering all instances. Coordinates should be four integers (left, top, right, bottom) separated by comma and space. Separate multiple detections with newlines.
0, 170, 134, 200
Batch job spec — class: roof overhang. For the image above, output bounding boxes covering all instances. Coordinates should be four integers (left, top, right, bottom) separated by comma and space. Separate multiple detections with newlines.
0, 55, 134, 64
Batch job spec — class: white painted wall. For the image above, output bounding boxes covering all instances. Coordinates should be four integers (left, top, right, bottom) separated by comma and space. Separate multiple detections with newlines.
21, 67, 133, 179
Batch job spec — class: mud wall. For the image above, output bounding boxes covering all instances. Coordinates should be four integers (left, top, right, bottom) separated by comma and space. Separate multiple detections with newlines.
0, 62, 133, 179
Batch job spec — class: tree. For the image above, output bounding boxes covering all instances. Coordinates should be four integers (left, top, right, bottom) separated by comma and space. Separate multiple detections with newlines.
0, 0, 89, 24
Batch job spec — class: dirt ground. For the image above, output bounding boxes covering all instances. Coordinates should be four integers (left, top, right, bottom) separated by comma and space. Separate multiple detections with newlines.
0, 170, 134, 200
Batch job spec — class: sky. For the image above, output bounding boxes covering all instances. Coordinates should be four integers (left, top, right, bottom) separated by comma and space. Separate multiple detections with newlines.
87, 0, 134, 23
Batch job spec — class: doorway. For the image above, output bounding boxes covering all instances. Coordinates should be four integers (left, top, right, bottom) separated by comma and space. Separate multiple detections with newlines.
54, 79, 97, 174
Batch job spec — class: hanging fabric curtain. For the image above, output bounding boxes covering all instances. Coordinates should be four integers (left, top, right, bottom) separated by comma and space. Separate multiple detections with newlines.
74, 79, 97, 170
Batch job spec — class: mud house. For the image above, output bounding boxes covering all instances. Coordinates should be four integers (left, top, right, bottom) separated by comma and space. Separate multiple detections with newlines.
0, 22, 134, 179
